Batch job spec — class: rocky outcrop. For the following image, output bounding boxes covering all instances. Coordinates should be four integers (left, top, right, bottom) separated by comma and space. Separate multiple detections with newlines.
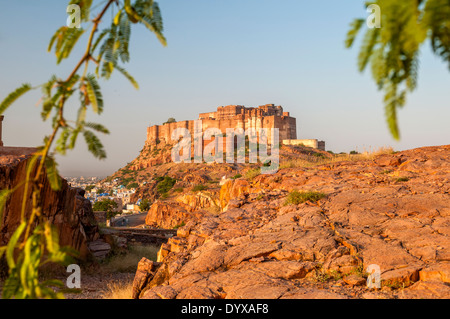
129, 143, 173, 170
145, 190, 220, 229
0, 152, 100, 261
176, 191, 220, 213
134, 145, 450, 299
145, 201, 204, 229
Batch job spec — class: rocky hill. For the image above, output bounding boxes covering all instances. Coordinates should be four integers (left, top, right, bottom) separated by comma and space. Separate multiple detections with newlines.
129, 145, 450, 299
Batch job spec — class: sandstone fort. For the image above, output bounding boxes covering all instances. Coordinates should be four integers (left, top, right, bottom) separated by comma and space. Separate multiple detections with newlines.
144, 104, 325, 150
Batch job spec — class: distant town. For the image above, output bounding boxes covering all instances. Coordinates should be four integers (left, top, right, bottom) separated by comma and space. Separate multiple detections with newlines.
65, 176, 143, 217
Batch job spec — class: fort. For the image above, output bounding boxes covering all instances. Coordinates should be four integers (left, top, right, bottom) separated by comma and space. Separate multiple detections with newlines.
145, 104, 325, 151
146, 104, 298, 146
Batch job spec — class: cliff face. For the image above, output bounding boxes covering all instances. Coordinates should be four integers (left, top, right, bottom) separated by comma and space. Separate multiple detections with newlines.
133, 145, 450, 299
0, 150, 99, 260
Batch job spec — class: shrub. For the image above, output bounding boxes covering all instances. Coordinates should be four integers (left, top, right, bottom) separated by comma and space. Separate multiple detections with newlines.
160, 192, 169, 199
93, 198, 118, 212
284, 190, 326, 206
172, 221, 186, 229
231, 174, 242, 180
156, 176, 176, 194
173, 187, 184, 193
163, 117, 176, 125
396, 177, 410, 182
139, 199, 151, 211
313, 153, 326, 159
127, 182, 139, 189
245, 168, 260, 180
193, 184, 208, 192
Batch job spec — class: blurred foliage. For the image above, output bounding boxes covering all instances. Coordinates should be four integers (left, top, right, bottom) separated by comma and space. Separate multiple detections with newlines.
346, 0, 450, 139
0, 0, 166, 298
139, 198, 151, 211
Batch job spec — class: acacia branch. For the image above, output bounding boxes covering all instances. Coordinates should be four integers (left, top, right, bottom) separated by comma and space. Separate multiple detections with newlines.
66, 0, 115, 82
20, 0, 116, 240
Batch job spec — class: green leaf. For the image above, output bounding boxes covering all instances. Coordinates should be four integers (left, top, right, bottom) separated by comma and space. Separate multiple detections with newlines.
69, 126, 82, 149
91, 28, 109, 54
42, 223, 75, 264
118, 11, 131, 63
45, 156, 62, 191
424, 0, 450, 69
41, 98, 54, 121
124, 0, 141, 23
49, 27, 85, 64
76, 105, 87, 126
83, 130, 107, 159
43, 222, 60, 256
2, 270, 21, 299
101, 61, 114, 79
55, 128, 71, 155
69, 0, 93, 22
114, 64, 139, 89
358, 28, 380, 72
20, 233, 41, 296
48, 26, 66, 52
345, 19, 364, 48
58, 28, 85, 64
384, 93, 400, 140
85, 122, 110, 134
41, 75, 58, 97
114, 9, 122, 26
6, 221, 26, 269
141, 15, 167, 46
25, 154, 40, 188
84, 74, 103, 114
0, 83, 32, 115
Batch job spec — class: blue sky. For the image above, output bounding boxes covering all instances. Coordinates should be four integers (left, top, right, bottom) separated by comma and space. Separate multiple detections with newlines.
0, 0, 449, 176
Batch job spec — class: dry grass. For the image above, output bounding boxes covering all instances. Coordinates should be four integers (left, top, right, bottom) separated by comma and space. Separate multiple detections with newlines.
101, 244, 159, 273
245, 167, 261, 180
101, 280, 134, 299
280, 146, 395, 170
284, 190, 327, 206
100, 244, 159, 299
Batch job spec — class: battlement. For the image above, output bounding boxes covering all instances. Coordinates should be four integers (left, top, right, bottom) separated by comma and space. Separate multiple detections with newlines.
198, 104, 285, 121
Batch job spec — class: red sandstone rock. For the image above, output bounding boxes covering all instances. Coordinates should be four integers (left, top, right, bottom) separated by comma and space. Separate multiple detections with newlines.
132, 145, 450, 299
132, 257, 161, 299
145, 201, 203, 229
0, 153, 100, 261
